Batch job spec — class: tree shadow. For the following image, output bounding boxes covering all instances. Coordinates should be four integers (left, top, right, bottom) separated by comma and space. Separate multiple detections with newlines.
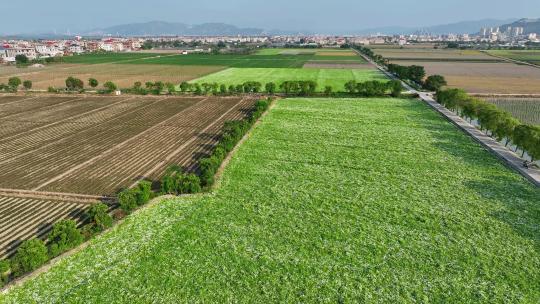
464, 176, 540, 253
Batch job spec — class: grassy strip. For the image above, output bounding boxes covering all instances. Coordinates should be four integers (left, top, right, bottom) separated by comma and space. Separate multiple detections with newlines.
2, 98, 539, 302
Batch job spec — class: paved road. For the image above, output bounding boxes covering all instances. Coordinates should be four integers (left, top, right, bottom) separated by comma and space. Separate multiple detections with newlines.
356, 50, 540, 187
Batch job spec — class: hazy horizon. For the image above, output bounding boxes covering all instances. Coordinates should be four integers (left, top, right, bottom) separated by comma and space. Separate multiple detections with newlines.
2, 0, 540, 35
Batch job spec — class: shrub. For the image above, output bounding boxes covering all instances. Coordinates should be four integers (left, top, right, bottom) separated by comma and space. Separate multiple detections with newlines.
48, 86, 58, 93
47, 220, 83, 257
388, 80, 403, 97
8, 77, 21, 90
65, 76, 84, 91
180, 81, 191, 93
88, 78, 99, 88
103, 81, 117, 92
118, 189, 138, 213
23, 80, 33, 90
265, 82, 276, 94
135, 181, 153, 205
179, 174, 202, 194
10, 239, 48, 276
424, 75, 447, 92
0, 259, 10, 287
220, 84, 228, 95
324, 86, 333, 96
87, 203, 112, 232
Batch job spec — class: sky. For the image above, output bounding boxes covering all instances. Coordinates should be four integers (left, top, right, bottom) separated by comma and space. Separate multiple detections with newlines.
2, 0, 540, 34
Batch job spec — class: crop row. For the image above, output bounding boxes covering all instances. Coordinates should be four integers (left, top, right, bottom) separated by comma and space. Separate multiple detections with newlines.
0, 196, 88, 259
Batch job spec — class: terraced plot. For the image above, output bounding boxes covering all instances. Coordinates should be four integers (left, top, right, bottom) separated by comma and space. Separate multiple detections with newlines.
0, 94, 256, 258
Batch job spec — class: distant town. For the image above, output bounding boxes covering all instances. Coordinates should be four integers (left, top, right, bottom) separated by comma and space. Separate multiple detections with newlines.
1, 26, 539, 64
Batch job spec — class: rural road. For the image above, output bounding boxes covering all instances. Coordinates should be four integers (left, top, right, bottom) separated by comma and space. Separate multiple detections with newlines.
356, 50, 540, 187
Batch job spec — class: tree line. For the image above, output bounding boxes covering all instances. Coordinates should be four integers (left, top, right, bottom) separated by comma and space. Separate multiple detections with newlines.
437, 89, 540, 162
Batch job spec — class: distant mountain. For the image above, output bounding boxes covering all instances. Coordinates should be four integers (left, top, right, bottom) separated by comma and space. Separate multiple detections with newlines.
85, 21, 266, 36
352, 18, 518, 35
499, 18, 540, 34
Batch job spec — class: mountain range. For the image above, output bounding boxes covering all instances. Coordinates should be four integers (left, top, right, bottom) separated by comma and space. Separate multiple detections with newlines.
85, 21, 267, 36
500, 18, 540, 34
3, 18, 539, 38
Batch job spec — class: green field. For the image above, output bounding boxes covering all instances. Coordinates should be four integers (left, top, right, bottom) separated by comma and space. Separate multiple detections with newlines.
3, 98, 539, 303
62, 50, 365, 68
487, 50, 540, 65
61, 52, 166, 64
190, 68, 385, 91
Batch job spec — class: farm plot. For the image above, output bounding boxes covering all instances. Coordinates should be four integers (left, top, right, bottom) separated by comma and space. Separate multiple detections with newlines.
0, 95, 256, 195
191, 68, 385, 92
4, 98, 539, 302
0, 196, 88, 259
486, 97, 540, 125
373, 48, 501, 62
486, 50, 540, 65
132, 54, 314, 68
392, 61, 540, 94
0, 64, 225, 90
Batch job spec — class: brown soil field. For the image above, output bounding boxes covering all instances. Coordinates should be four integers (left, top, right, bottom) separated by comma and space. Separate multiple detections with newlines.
0, 94, 256, 257
0, 63, 225, 90
375, 49, 499, 61
0, 95, 255, 194
392, 61, 540, 94
303, 62, 375, 69
0, 196, 88, 258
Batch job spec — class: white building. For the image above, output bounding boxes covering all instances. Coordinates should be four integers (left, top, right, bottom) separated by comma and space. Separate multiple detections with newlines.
4, 47, 36, 60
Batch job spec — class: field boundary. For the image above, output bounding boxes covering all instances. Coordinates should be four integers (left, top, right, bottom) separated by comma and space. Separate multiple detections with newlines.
0, 188, 109, 204
212, 98, 277, 189
482, 51, 540, 69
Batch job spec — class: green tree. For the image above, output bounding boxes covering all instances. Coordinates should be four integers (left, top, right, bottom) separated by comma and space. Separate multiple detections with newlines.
15, 54, 29, 65
344, 80, 356, 94
220, 84, 228, 95
88, 78, 99, 88
10, 239, 48, 276
424, 75, 447, 91
388, 80, 403, 97
118, 189, 138, 213
23, 80, 33, 90
324, 86, 333, 96
0, 259, 10, 287
47, 220, 83, 257
265, 82, 276, 94
87, 203, 112, 232
103, 81, 117, 92
180, 81, 191, 93
8, 77, 22, 89
65, 76, 84, 91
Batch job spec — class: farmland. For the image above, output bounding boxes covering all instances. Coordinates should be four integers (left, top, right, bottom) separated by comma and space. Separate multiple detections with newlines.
486, 50, 540, 65
486, 97, 540, 125
190, 68, 385, 91
371, 47, 501, 62
0, 64, 225, 90
3, 98, 539, 303
392, 60, 540, 94
0, 94, 256, 258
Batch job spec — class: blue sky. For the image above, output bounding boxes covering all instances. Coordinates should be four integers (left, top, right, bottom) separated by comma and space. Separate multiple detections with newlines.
2, 0, 540, 34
